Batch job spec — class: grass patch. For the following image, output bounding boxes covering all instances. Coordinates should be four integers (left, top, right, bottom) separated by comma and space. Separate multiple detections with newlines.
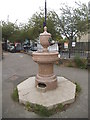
34, 104, 52, 117
25, 103, 53, 117
25, 102, 65, 117
57, 103, 64, 110
67, 62, 74, 67
11, 87, 19, 102
75, 82, 81, 93
25, 102, 31, 111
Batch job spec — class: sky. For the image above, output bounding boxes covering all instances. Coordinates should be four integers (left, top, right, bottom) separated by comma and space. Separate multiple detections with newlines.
0, 0, 89, 25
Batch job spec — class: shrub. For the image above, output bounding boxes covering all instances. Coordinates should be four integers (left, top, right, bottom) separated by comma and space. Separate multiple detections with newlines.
74, 55, 87, 69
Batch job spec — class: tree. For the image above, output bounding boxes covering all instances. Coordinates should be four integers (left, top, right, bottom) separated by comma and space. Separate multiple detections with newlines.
9, 25, 28, 43
59, 2, 88, 58
1, 10, 62, 48
28, 10, 44, 40
2, 21, 29, 45
2, 21, 19, 50
27, 10, 62, 41
47, 11, 62, 41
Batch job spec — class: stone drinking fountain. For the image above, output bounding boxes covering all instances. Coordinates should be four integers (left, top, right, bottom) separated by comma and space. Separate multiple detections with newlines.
17, 26, 76, 109
17, 0, 76, 110
32, 26, 59, 92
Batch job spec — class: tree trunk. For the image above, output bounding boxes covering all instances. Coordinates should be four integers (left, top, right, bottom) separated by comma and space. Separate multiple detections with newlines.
69, 48, 71, 58
68, 40, 72, 58
4, 39, 7, 51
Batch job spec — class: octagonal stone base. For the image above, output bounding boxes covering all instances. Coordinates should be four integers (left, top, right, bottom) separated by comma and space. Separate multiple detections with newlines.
17, 76, 76, 109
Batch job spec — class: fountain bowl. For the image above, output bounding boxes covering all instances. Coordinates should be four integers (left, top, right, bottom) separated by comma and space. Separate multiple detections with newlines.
32, 51, 59, 63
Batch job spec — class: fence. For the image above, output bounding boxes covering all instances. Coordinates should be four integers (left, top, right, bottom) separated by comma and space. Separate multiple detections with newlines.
60, 42, 89, 58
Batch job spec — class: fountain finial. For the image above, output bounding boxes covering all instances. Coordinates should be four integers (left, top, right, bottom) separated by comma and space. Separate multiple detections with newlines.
44, 26, 47, 32
40, 26, 51, 52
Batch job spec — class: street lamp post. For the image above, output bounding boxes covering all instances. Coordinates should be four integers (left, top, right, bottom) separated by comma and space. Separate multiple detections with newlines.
43, 0, 47, 27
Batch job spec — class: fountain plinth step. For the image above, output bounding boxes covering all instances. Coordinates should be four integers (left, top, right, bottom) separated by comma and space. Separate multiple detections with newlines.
17, 76, 76, 109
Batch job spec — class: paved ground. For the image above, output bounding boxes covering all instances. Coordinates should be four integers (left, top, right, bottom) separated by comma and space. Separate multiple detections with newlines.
2, 52, 88, 118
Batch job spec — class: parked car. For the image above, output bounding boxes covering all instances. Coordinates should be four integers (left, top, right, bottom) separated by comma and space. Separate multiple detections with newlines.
30, 42, 37, 51
7, 43, 16, 53
30, 46, 37, 51
15, 43, 22, 52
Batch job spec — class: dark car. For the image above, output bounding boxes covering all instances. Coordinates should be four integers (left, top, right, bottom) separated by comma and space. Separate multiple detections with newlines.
15, 43, 22, 52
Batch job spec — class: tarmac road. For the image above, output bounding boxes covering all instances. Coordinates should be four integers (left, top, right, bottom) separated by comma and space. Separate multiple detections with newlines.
2, 52, 88, 118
